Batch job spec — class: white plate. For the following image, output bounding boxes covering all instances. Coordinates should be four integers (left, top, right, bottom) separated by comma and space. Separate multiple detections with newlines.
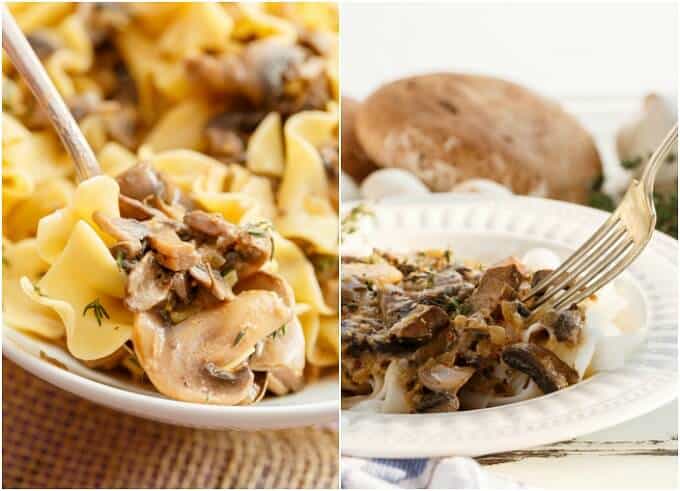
341, 195, 678, 458
3, 326, 338, 430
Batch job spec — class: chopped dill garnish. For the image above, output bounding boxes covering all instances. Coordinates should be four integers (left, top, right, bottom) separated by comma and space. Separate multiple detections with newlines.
245, 220, 273, 238
621, 156, 643, 170
233, 329, 246, 346
82, 298, 110, 326
341, 204, 375, 236
271, 324, 287, 339
115, 250, 125, 271
33, 283, 44, 297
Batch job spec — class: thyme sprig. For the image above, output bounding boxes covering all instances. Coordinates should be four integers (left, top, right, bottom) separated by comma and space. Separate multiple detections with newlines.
83, 298, 110, 326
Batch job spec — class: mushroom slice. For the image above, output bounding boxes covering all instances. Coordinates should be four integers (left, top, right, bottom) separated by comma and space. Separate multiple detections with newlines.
125, 252, 172, 312
93, 211, 149, 257
132, 290, 293, 405
502, 342, 579, 394
542, 308, 583, 344
417, 364, 475, 393
236, 272, 305, 394
184, 210, 240, 242
414, 364, 475, 413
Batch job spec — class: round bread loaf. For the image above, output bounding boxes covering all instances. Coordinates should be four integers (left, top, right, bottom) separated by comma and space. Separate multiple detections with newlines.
341, 96, 379, 182
355, 73, 602, 203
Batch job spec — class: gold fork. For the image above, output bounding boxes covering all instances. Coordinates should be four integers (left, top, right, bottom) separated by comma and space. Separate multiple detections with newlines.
523, 122, 678, 312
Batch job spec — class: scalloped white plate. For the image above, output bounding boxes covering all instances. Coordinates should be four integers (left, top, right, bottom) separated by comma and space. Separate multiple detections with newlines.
4, 325, 338, 430
341, 195, 678, 458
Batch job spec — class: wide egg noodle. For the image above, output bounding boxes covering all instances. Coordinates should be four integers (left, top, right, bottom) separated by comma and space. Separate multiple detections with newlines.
273, 233, 331, 316
276, 109, 338, 255
36, 175, 120, 264
20, 220, 132, 360
3, 239, 63, 339
246, 112, 285, 177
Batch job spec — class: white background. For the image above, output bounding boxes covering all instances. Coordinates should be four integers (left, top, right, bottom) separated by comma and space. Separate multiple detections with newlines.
341, 1, 678, 100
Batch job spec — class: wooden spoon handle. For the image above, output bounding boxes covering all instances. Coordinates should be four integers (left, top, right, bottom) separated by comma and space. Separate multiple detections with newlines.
2, 5, 101, 181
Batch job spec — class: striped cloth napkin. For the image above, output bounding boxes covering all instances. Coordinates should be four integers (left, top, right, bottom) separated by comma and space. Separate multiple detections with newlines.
342, 456, 524, 489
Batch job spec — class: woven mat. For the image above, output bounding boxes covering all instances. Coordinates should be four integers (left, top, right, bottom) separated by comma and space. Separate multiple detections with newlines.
2, 358, 338, 489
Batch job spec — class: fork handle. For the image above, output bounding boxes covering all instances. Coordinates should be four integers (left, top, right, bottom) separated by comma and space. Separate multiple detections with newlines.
640, 122, 678, 196
2, 5, 101, 182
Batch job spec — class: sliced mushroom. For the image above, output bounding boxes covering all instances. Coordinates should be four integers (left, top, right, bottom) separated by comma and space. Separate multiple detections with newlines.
467, 261, 524, 314
132, 290, 293, 404
118, 195, 166, 221
147, 223, 200, 271
228, 232, 272, 279
93, 211, 149, 257
389, 304, 449, 339
125, 252, 172, 312
502, 342, 579, 394
184, 210, 239, 242
236, 272, 305, 394
116, 162, 164, 201
543, 308, 583, 344
418, 364, 475, 393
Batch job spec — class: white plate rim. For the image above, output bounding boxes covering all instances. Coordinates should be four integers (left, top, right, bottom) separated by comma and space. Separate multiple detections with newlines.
341, 195, 678, 458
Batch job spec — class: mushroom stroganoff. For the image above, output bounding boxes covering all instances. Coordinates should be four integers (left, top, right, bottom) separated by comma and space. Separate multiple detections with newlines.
3, 3, 338, 405
341, 248, 644, 413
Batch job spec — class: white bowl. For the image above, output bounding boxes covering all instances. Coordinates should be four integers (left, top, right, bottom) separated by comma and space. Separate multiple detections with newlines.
341, 194, 677, 457
3, 325, 338, 430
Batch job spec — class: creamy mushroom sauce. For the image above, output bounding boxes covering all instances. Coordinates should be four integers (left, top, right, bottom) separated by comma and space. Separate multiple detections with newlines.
341, 249, 587, 413
97, 163, 304, 404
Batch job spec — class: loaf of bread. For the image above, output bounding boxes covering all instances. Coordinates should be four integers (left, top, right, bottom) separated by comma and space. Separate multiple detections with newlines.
354, 73, 602, 203
341, 96, 379, 182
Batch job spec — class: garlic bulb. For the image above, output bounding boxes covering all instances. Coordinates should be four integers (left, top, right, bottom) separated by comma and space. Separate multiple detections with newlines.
617, 93, 677, 194
359, 168, 430, 200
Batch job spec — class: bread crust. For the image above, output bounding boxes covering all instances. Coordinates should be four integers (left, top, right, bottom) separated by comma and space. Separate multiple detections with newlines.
341, 96, 379, 182
355, 73, 602, 203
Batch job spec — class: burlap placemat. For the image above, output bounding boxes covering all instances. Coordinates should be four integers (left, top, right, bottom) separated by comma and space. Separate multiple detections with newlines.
2, 358, 338, 489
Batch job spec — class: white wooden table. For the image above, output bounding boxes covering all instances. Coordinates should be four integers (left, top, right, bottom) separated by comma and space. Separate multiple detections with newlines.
478, 400, 677, 489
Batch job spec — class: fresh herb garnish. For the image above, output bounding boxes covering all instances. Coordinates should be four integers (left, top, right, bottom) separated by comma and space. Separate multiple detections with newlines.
115, 250, 125, 271
233, 329, 246, 346
445, 297, 461, 313
654, 191, 678, 237
82, 298, 110, 326
2, 255, 10, 267
444, 250, 452, 264
341, 204, 375, 236
588, 190, 616, 212
33, 283, 44, 297
621, 156, 643, 170
245, 220, 273, 237
271, 324, 287, 339
459, 303, 473, 316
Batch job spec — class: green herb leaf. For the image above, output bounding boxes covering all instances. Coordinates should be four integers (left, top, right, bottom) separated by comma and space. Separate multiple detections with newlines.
82, 298, 110, 326
621, 156, 643, 170
115, 250, 126, 271
233, 329, 246, 346
33, 283, 44, 297
588, 191, 616, 212
271, 323, 287, 339
341, 204, 375, 237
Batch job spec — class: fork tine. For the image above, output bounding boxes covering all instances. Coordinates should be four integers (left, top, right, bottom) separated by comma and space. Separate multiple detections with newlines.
536, 237, 634, 310
552, 243, 637, 311
530, 225, 627, 308
523, 214, 620, 301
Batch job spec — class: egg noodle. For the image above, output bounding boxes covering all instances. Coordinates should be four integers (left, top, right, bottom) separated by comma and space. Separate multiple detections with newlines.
3, 3, 339, 403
